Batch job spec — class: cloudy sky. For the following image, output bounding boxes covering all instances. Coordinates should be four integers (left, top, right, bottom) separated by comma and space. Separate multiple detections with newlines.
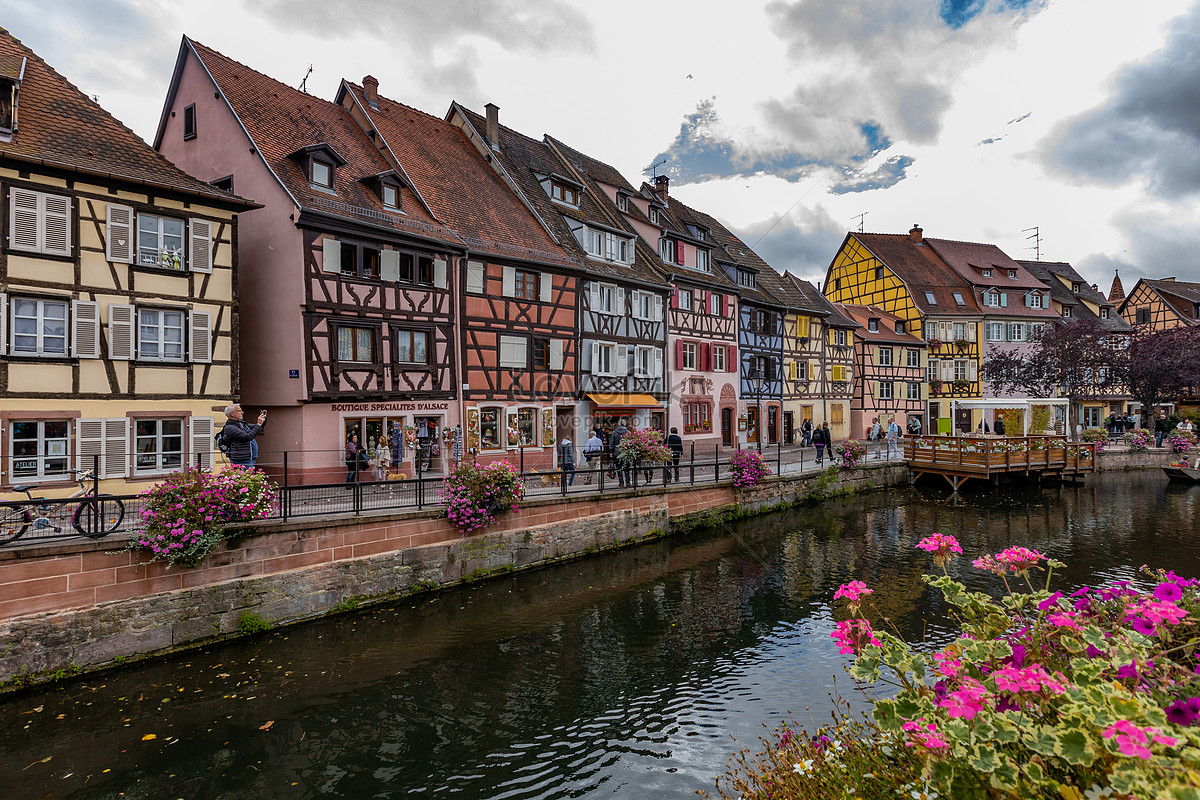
4, 0, 1199, 291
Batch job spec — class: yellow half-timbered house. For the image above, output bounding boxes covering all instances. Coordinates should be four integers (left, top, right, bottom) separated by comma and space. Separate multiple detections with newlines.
0, 29, 254, 497
823, 226, 984, 434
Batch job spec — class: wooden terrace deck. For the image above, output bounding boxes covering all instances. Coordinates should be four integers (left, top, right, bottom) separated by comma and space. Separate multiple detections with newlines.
903, 435, 1097, 490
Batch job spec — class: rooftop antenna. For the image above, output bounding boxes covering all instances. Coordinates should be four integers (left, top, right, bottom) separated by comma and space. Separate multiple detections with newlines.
298, 64, 313, 93
648, 157, 667, 178
852, 212, 867, 233
1023, 226, 1041, 261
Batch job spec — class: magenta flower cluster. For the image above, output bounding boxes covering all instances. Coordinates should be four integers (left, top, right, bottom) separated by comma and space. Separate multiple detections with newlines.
729, 450, 771, 488
440, 460, 525, 534
131, 465, 277, 567
834, 439, 865, 469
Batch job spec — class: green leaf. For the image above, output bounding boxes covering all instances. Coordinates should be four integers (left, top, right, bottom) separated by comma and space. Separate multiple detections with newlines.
1024, 726, 1058, 756
1082, 625, 1108, 650
1168, 788, 1200, 800
990, 762, 1020, 792
1023, 760, 1045, 783
970, 747, 1001, 773
1053, 728, 1095, 765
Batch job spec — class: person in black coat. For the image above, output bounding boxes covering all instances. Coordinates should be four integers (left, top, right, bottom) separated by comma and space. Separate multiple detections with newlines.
813, 422, 830, 465
221, 404, 267, 467
665, 427, 684, 483
994, 416, 1006, 437
1155, 414, 1170, 447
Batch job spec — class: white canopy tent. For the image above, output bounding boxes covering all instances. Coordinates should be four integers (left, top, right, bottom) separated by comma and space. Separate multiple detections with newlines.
948, 398, 1069, 435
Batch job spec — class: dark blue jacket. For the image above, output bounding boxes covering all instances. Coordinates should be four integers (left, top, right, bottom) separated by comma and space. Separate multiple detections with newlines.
221, 419, 264, 464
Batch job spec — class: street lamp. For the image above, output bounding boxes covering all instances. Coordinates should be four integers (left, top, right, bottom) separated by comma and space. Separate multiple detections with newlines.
749, 368, 765, 452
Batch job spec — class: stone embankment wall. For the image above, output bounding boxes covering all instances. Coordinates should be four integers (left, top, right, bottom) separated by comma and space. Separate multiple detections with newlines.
0, 452, 1170, 687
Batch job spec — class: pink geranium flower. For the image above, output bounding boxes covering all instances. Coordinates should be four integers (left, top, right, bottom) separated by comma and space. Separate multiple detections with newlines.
834, 580, 873, 606
831, 618, 882, 656
938, 677, 989, 720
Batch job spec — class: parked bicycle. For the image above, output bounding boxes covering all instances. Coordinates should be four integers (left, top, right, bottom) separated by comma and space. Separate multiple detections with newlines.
0, 470, 126, 544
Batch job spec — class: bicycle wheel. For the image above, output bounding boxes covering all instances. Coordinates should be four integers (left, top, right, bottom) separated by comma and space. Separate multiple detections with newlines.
0, 507, 31, 544
72, 497, 126, 538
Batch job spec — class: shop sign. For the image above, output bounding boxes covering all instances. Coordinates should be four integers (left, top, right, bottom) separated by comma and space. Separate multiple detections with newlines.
332, 402, 450, 412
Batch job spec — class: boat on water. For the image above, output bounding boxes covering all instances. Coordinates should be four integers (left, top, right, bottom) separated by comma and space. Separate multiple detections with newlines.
1163, 465, 1200, 483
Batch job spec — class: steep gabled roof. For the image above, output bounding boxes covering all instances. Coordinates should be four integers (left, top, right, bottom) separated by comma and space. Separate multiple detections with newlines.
0, 28, 251, 208
1019, 260, 1131, 331
1146, 278, 1200, 325
1108, 270, 1125, 302
675, 204, 797, 309
836, 303, 922, 344
184, 39, 459, 246
340, 81, 572, 266
454, 103, 665, 287
784, 272, 857, 325
849, 233, 982, 315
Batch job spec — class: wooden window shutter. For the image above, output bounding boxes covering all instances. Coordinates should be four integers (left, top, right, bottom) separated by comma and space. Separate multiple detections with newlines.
588, 282, 600, 312
190, 415, 214, 470
617, 344, 630, 375
615, 288, 626, 315
727, 345, 737, 372
108, 303, 135, 360
872, 346, 879, 366
76, 419, 104, 476
10, 188, 40, 252
0, 293, 6, 354
590, 341, 600, 374
726, 295, 736, 317
549, 339, 564, 371
670, 288, 679, 309
675, 340, 685, 368
700, 342, 711, 372
43, 193, 71, 256
104, 417, 129, 478
72, 300, 100, 358
382, 250, 401, 282
827, 328, 835, 346
968, 322, 977, 342
189, 310, 212, 363
788, 359, 797, 380
539, 272, 552, 303
321, 237, 340, 273
676, 240, 685, 265
654, 348, 663, 378
465, 260, 484, 293
653, 294, 663, 321
188, 218, 213, 273
433, 258, 448, 290
502, 266, 516, 297
106, 204, 135, 263
969, 361, 978, 381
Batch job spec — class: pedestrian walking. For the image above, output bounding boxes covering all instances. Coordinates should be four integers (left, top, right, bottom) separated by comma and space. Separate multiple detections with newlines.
886, 416, 902, 460
801, 418, 813, 447
868, 417, 882, 459
665, 427, 683, 483
345, 434, 368, 483
558, 437, 576, 487
371, 434, 390, 481
1155, 413, 1170, 447
813, 422, 830, 465
610, 418, 631, 487
583, 429, 604, 484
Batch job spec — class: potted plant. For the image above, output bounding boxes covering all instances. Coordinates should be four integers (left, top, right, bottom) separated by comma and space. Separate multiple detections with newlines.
952, 378, 970, 391
927, 337, 943, 351
440, 460, 525, 534
929, 378, 943, 393
954, 337, 970, 351
729, 450, 771, 487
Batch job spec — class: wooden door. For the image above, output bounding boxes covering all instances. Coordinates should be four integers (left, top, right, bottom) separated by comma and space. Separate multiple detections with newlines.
721, 407, 733, 446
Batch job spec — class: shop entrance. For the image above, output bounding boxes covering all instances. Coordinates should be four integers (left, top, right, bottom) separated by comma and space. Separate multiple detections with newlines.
747, 407, 760, 444
767, 406, 779, 444
783, 411, 794, 444
721, 407, 733, 446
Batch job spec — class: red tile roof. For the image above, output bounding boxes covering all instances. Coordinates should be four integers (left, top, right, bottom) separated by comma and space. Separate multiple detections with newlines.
836, 303, 923, 344
187, 39, 459, 245
0, 28, 250, 206
850, 233, 982, 315
343, 82, 573, 265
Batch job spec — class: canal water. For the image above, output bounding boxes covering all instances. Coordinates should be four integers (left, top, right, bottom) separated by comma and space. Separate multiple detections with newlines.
2, 472, 1197, 799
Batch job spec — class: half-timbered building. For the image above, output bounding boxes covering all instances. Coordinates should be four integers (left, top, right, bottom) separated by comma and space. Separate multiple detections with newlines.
157, 39, 461, 480
784, 274, 859, 443
1118, 278, 1200, 332
0, 30, 254, 497
823, 227, 984, 434
622, 177, 741, 449
447, 104, 670, 438
337, 80, 581, 470
836, 304, 926, 436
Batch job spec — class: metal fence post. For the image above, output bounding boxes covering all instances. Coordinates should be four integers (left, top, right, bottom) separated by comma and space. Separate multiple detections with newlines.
417, 450, 424, 509
689, 442, 695, 485
633, 459, 639, 490
282, 450, 290, 521
93, 454, 100, 495
777, 438, 782, 475
599, 455, 605, 492
519, 445, 525, 475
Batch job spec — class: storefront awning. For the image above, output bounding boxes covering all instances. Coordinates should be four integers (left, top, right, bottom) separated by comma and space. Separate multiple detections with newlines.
586, 393, 663, 410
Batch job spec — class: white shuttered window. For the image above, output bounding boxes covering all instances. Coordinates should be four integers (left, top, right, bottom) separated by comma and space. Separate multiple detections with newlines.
77, 417, 129, 479
9, 188, 71, 256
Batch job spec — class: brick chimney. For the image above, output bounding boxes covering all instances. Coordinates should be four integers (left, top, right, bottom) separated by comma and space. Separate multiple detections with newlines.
484, 102, 500, 151
655, 174, 670, 201
909, 224, 923, 243
362, 75, 379, 109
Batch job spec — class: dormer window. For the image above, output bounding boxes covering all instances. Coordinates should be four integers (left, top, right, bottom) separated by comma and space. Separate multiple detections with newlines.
982, 268, 992, 277
1072, 282, 1081, 293
736, 269, 756, 289
382, 184, 399, 210
985, 290, 1003, 307
183, 103, 196, 141
696, 249, 709, 272
0, 73, 20, 136
1026, 292, 1044, 309
868, 319, 879, 332
924, 291, 937, 305
952, 292, 965, 306
617, 194, 628, 212
550, 181, 577, 205
1101, 307, 1110, 319
1007, 269, 1017, 279
896, 321, 906, 334
649, 208, 659, 225
289, 143, 347, 194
